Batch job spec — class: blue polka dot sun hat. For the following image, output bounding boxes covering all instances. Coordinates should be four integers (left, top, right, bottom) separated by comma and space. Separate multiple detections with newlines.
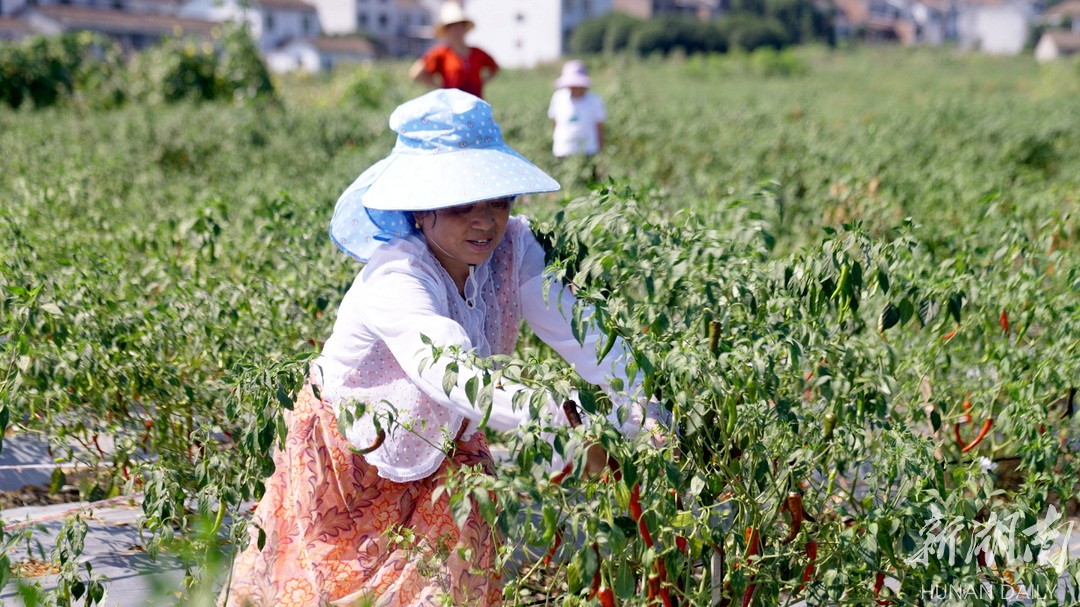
330, 89, 561, 262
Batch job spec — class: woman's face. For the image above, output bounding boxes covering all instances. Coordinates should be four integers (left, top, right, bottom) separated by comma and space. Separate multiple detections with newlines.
416, 197, 513, 284
441, 21, 469, 44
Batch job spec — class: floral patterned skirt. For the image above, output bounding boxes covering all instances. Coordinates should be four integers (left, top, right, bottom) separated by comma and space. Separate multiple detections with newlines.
224, 384, 502, 607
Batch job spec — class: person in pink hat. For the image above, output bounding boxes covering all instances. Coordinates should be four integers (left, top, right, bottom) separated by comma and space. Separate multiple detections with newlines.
548, 60, 607, 159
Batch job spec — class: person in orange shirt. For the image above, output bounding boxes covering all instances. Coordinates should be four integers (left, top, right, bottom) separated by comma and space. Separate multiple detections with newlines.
409, 2, 499, 99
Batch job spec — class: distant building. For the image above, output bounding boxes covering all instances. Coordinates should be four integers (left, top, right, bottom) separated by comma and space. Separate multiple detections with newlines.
23, 5, 217, 49
180, 0, 320, 51
1033, 28, 1080, 60
1040, 0, 1080, 30
956, 0, 1033, 54
0, 14, 33, 39
910, 0, 951, 44
832, 0, 1036, 53
266, 34, 375, 71
833, 0, 916, 43
123, 0, 189, 17
612, 0, 724, 20
307, 0, 434, 56
460, 0, 612, 69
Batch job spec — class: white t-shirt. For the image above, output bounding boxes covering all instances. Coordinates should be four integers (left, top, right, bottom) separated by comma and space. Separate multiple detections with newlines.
548, 89, 606, 157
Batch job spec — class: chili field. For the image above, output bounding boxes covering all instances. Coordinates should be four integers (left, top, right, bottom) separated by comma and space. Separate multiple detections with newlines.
1, 46, 1078, 606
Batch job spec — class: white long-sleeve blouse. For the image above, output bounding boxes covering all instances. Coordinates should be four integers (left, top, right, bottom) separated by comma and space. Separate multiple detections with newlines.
313, 216, 637, 483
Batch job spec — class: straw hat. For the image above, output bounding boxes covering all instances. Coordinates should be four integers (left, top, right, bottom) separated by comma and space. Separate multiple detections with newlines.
434, 1, 474, 37
555, 60, 591, 88
330, 89, 560, 262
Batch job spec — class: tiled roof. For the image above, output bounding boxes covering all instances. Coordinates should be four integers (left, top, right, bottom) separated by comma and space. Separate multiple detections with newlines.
258, 0, 318, 12
126, 0, 187, 7
1044, 0, 1080, 17
32, 6, 218, 35
1041, 28, 1080, 50
310, 35, 376, 54
0, 16, 34, 33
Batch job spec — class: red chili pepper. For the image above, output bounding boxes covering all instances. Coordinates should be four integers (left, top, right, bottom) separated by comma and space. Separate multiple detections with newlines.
92, 433, 106, 459
741, 527, 761, 607
630, 483, 653, 547
647, 574, 661, 603
629, 482, 674, 607
802, 540, 817, 586
354, 429, 386, 455
656, 560, 674, 607
676, 536, 688, 553
961, 418, 993, 453
562, 400, 583, 428
873, 572, 890, 605
543, 529, 562, 566
954, 398, 992, 453
782, 492, 806, 545
941, 327, 958, 340
589, 544, 602, 599
550, 463, 572, 486
1000, 309, 1009, 333
745, 527, 760, 556
598, 586, 616, 607
740, 583, 757, 607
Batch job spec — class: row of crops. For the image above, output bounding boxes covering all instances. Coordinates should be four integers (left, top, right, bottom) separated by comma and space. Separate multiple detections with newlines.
1, 47, 1078, 605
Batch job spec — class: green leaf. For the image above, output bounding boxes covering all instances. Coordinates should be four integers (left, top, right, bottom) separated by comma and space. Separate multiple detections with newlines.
615, 560, 635, 599
71, 580, 86, 601
582, 541, 599, 581
917, 298, 940, 326
49, 467, 66, 495
464, 375, 478, 405
948, 293, 963, 323
442, 362, 458, 397
878, 303, 900, 332
876, 268, 889, 294
88, 581, 104, 604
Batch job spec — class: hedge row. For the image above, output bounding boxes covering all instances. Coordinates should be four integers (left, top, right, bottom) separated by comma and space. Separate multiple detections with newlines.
0, 25, 273, 110
570, 6, 832, 56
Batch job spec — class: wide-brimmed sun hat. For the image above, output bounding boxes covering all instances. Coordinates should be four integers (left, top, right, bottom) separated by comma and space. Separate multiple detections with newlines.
434, 1, 474, 37
555, 60, 591, 88
330, 88, 560, 262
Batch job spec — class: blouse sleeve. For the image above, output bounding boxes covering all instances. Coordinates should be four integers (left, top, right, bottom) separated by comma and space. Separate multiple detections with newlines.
515, 226, 641, 398
357, 252, 558, 432
421, 45, 444, 75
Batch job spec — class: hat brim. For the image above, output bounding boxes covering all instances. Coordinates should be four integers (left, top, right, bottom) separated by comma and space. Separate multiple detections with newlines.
360, 144, 559, 211
556, 75, 591, 88
435, 19, 474, 36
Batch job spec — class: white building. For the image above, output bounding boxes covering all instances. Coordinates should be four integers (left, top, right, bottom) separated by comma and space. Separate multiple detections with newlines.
956, 0, 1033, 54
461, 0, 613, 69
308, 0, 434, 56
266, 34, 376, 71
180, 0, 320, 50
1033, 28, 1080, 61
910, 0, 949, 44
